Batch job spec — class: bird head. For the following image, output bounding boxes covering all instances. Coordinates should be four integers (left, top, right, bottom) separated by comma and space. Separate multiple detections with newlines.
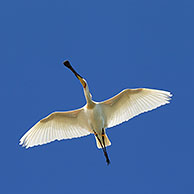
63, 60, 87, 89
64, 60, 93, 101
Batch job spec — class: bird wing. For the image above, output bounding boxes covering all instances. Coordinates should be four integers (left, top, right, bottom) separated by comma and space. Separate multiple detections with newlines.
19, 108, 90, 148
101, 88, 172, 128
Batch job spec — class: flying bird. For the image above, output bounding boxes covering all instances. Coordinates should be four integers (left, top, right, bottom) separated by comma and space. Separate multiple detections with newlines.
20, 61, 172, 165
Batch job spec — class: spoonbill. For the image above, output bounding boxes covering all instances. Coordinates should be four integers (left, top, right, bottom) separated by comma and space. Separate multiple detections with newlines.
20, 60, 172, 165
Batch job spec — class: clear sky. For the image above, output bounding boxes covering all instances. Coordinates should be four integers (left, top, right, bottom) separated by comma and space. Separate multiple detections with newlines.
0, 0, 193, 193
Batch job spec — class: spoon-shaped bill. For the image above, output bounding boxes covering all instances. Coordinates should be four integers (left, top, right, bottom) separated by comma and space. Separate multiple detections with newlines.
63, 60, 83, 79
63, 60, 86, 88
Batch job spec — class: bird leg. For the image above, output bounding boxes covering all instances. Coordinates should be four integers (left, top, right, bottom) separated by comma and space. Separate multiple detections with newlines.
101, 128, 110, 165
94, 130, 110, 165
101, 128, 106, 148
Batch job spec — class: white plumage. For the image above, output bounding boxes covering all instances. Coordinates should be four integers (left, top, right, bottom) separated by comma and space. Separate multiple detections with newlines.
19, 61, 172, 164
20, 109, 90, 148
101, 88, 171, 128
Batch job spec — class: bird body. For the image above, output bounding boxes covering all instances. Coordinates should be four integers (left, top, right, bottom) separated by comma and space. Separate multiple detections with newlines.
20, 61, 172, 165
84, 103, 104, 132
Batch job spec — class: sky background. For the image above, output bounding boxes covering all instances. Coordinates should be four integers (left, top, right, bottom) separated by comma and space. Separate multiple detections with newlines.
0, 0, 194, 193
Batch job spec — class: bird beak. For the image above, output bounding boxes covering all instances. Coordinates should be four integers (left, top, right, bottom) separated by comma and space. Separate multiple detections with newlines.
76, 74, 86, 88
63, 60, 86, 88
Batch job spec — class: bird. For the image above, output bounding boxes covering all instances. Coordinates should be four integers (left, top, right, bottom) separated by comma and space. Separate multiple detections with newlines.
19, 60, 172, 165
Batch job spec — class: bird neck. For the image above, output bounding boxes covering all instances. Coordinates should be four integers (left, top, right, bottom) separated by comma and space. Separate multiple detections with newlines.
84, 87, 95, 109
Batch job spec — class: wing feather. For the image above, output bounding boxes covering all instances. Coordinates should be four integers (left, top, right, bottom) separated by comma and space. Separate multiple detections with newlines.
20, 108, 90, 148
101, 88, 172, 128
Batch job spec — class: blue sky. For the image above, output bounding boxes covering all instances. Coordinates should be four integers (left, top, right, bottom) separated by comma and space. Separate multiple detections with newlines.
0, 0, 193, 193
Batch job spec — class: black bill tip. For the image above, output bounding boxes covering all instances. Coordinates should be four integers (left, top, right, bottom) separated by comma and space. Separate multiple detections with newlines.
63, 60, 71, 68
63, 60, 83, 79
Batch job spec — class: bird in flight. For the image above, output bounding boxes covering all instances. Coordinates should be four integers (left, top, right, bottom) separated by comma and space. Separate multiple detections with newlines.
20, 61, 172, 165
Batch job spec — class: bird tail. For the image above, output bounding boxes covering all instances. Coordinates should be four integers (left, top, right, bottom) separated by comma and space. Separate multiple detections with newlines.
95, 134, 111, 149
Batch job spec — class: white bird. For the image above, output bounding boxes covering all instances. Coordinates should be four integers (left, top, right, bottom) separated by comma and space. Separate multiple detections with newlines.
20, 61, 172, 165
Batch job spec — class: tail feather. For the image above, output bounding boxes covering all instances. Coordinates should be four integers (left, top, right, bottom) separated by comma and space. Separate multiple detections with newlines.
95, 134, 111, 149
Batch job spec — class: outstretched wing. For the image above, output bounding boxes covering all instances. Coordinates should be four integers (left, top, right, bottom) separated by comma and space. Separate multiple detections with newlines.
19, 108, 90, 148
101, 88, 172, 128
